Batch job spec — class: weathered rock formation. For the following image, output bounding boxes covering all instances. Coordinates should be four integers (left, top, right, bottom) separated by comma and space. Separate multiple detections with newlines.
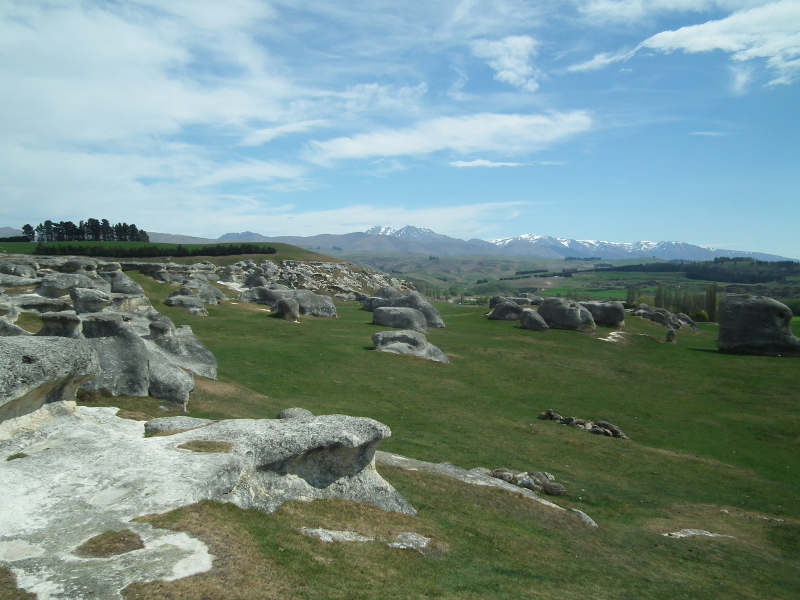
239, 287, 338, 317
538, 298, 596, 333
390, 291, 445, 328
632, 304, 697, 330
489, 468, 567, 496
372, 330, 449, 364
717, 295, 800, 356
488, 300, 525, 321
537, 408, 629, 439
580, 301, 626, 328
164, 287, 209, 316
372, 306, 428, 333
520, 308, 549, 331
0, 337, 100, 423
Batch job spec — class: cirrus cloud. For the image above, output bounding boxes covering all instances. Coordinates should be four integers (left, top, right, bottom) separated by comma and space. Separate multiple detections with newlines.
307, 111, 592, 164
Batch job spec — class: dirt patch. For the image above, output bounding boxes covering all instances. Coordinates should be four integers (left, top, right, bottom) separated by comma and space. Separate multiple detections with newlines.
177, 440, 233, 453
75, 530, 145, 558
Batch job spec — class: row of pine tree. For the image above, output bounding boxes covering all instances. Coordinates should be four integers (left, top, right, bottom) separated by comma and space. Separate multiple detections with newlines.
21, 219, 149, 243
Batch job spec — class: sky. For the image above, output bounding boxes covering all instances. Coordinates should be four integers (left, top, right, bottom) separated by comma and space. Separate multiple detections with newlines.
1, 0, 799, 258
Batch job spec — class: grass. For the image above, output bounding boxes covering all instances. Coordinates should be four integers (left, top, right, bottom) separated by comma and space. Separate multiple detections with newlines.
74, 530, 145, 558
23, 268, 798, 599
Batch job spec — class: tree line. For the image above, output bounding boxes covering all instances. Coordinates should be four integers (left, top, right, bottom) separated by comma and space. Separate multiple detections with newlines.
21, 219, 149, 243
33, 242, 276, 258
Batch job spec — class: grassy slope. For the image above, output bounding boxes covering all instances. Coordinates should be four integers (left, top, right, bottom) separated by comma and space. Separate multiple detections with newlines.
99, 271, 800, 600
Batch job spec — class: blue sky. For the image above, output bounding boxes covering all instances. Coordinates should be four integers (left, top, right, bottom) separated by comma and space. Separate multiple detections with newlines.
1, 0, 798, 257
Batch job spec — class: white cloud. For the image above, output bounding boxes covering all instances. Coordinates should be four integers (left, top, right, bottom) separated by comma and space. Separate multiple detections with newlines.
450, 159, 525, 167
307, 111, 592, 163
568, 1, 800, 85
192, 160, 307, 187
471, 36, 541, 91
573, 0, 772, 23
241, 121, 329, 146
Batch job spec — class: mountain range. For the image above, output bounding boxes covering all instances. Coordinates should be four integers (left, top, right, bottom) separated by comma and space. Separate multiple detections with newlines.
203, 226, 793, 262
3, 225, 793, 261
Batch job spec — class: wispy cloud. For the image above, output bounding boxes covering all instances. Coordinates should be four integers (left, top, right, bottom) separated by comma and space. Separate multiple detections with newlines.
573, 0, 771, 24
307, 111, 592, 163
241, 121, 329, 146
568, 1, 800, 85
450, 159, 526, 167
471, 36, 541, 91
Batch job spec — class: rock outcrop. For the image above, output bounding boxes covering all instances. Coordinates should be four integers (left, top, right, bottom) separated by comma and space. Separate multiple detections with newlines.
390, 291, 445, 328
0, 404, 413, 599
520, 308, 549, 331
0, 337, 100, 423
372, 330, 449, 364
537, 409, 629, 439
632, 304, 696, 330
537, 298, 596, 333
580, 301, 626, 328
488, 300, 525, 321
717, 295, 800, 356
372, 306, 428, 333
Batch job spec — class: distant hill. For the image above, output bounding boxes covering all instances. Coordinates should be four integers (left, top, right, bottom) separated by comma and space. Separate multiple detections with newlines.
212, 225, 794, 262
0, 227, 23, 238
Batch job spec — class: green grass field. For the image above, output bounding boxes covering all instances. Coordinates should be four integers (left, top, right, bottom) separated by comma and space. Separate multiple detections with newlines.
5, 269, 799, 599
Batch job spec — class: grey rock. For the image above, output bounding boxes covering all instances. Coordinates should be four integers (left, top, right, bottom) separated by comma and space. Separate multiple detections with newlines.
372, 306, 428, 333
58, 258, 98, 274
372, 330, 449, 364
70, 287, 112, 314
239, 287, 337, 318
192, 281, 226, 305
97, 269, 145, 295
0, 337, 100, 422
538, 297, 596, 333
666, 328, 676, 343
361, 296, 392, 312
0, 319, 31, 337
80, 314, 151, 397
164, 293, 208, 316
391, 292, 444, 328
386, 532, 431, 552
148, 323, 217, 379
144, 416, 215, 436
489, 296, 508, 309
11, 295, 72, 314
580, 301, 626, 328
520, 308, 549, 331
147, 358, 195, 408
275, 297, 300, 321
632, 304, 683, 329
676, 313, 698, 330
243, 274, 270, 288
0, 273, 38, 286
0, 300, 20, 322
375, 286, 403, 301
0, 263, 37, 279
278, 407, 314, 420
38, 273, 111, 298
542, 481, 567, 496
37, 311, 83, 338
488, 300, 525, 321
717, 295, 800, 356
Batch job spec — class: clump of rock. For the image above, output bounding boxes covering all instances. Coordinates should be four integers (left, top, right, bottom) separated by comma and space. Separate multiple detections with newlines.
580, 301, 626, 328
520, 308, 549, 331
372, 306, 428, 333
632, 304, 696, 330
717, 294, 800, 356
489, 468, 567, 496
537, 297, 596, 333
538, 408, 629, 439
361, 290, 445, 328
372, 330, 449, 364
487, 300, 525, 321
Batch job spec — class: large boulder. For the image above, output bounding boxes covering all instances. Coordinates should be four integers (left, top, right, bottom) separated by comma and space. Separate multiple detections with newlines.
372, 330, 449, 364
717, 295, 800, 356
580, 301, 626, 328
538, 298, 596, 333
37, 273, 111, 298
0, 337, 100, 422
488, 300, 525, 321
164, 288, 208, 316
391, 292, 444, 328
275, 297, 301, 322
239, 287, 337, 318
520, 308, 549, 331
97, 269, 145, 295
37, 311, 83, 338
632, 304, 683, 329
361, 296, 393, 312
70, 288, 112, 314
147, 321, 217, 379
372, 306, 428, 333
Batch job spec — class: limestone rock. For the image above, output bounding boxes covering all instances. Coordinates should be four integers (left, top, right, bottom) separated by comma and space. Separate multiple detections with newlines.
372, 306, 428, 333
37, 273, 111, 298
488, 300, 525, 321
239, 287, 337, 318
390, 292, 444, 328
164, 290, 208, 316
275, 297, 300, 322
632, 304, 683, 329
580, 301, 626, 328
520, 308, 549, 331
147, 323, 217, 380
37, 311, 83, 338
0, 337, 100, 422
372, 330, 449, 364
361, 296, 392, 312
70, 287, 112, 314
277, 407, 314, 420
717, 295, 800, 356
144, 416, 215, 436
538, 298, 596, 333
97, 269, 145, 295
666, 329, 676, 343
